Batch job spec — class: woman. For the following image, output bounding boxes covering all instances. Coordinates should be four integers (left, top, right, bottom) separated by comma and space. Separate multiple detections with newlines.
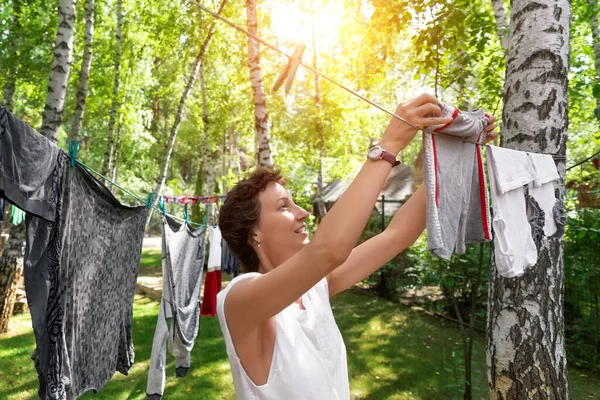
217, 93, 498, 399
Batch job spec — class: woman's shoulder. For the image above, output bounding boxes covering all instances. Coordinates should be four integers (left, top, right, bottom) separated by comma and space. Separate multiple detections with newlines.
217, 273, 262, 309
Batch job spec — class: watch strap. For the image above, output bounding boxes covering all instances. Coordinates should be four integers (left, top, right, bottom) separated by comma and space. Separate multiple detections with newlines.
380, 149, 401, 167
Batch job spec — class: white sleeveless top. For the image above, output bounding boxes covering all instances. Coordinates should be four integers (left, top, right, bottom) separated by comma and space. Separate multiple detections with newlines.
216, 273, 350, 400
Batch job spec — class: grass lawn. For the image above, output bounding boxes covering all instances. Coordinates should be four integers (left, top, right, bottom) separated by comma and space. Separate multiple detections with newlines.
139, 249, 162, 269
2, 288, 600, 399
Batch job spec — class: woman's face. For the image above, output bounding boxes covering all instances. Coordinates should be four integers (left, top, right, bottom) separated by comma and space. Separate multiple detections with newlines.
254, 182, 310, 268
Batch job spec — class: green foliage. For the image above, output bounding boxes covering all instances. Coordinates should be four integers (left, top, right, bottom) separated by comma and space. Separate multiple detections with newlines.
564, 207, 600, 370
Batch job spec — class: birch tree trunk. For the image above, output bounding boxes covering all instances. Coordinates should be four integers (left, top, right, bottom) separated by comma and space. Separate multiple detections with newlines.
486, 0, 570, 398
0, 223, 26, 333
311, 2, 327, 219
70, 0, 95, 141
148, 0, 228, 224
246, 0, 272, 168
39, 0, 76, 141
192, 60, 210, 223
491, 0, 509, 50
590, 0, 600, 117
101, 0, 123, 175
2, 0, 21, 112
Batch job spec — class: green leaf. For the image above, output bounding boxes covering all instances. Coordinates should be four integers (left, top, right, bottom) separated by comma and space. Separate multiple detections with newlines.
593, 84, 600, 99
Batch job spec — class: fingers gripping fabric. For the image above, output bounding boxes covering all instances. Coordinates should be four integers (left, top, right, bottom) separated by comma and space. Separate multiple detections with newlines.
423, 103, 492, 260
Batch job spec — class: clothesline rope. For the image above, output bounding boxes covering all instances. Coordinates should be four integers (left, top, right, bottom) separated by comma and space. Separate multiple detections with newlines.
566, 149, 600, 171
70, 157, 207, 228
193, 2, 572, 161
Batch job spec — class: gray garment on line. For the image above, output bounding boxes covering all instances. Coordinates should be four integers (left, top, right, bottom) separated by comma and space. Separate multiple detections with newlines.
61, 163, 148, 399
0, 105, 61, 221
146, 300, 193, 400
146, 215, 206, 399
24, 154, 70, 400
0, 105, 69, 399
422, 102, 492, 260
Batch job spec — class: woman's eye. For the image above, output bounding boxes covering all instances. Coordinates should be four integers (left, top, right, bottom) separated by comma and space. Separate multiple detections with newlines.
279, 204, 287, 210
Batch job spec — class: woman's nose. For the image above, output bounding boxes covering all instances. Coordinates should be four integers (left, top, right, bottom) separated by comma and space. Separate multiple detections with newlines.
295, 205, 309, 220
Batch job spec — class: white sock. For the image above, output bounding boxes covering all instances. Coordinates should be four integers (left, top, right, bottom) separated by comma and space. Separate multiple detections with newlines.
527, 152, 560, 237
486, 146, 538, 277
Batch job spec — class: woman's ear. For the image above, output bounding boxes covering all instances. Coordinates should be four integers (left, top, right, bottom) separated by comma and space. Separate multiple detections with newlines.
250, 229, 262, 247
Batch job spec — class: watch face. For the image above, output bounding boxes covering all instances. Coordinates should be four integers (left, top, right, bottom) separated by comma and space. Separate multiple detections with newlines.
368, 146, 382, 159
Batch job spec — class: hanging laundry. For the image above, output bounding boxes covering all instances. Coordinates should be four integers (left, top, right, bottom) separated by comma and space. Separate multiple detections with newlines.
486, 145, 538, 278
201, 225, 223, 317
9, 204, 26, 225
147, 215, 207, 400
422, 103, 492, 260
221, 238, 240, 277
0, 197, 5, 224
527, 152, 562, 237
0, 105, 69, 400
0, 106, 63, 222
57, 163, 149, 398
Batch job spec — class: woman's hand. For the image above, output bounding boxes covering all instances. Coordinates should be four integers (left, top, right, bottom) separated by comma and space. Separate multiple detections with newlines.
379, 93, 453, 153
483, 114, 499, 144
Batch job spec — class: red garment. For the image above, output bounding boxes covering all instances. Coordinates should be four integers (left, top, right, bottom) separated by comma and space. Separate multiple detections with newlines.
200, 270, 222, 317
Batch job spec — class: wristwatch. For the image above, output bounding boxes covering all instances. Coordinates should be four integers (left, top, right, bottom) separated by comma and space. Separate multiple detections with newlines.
367, 145, 401, 167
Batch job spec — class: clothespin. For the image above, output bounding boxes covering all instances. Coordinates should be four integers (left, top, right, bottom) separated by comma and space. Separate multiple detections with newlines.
183, 203, 189, 224
158, 195, 166, 215
272, 44, 306, 94
68, 140, 80, 167
146, 192, 154, 209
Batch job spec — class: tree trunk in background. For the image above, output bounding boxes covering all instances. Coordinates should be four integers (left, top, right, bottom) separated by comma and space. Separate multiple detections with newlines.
491, 0, 509, 50
2, 0, 21, 112
0, 223, 26, 333
590, 0, 600, 119
70, 0, 95, 141
148, 0, 228, 225
311, 1, 327, 219
101, 0, 123, 175
246, 0, 272, 168
192, 61, 211, 223
39, 0, 76, 141
486, 0, 570, 398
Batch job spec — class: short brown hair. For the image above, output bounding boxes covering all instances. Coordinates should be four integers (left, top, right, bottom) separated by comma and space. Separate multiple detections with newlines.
219, 168, 286, 273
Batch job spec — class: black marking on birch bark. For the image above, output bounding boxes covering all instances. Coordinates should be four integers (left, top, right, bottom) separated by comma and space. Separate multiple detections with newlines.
512, 101, 537, 113
57, 41, 70, 50
525, 90, 531, 98
515, 18, 525, 33
543, 25, 561, 34
504, 86, 512, 106
538, 88, 557, 120
513, 2, 548, 22
515, 80, 521, 92
536, 128, 549, 150
516, 50, 565, 75
505, 133, 534, 145
553, 5, 562, 22
550, 126, 562, 145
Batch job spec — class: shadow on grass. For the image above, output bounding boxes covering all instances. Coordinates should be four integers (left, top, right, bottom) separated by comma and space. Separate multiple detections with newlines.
332, 288, 488, 400
0, 295, 235, 400
3, 289, 600, 400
